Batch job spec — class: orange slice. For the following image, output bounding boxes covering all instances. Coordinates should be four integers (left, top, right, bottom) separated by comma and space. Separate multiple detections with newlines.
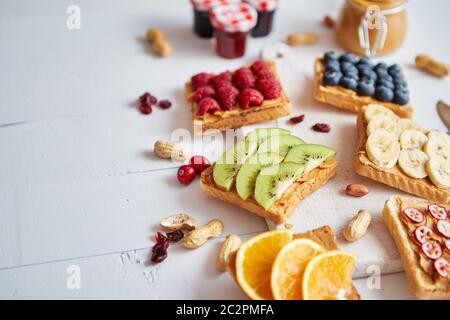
302, 251, 356, 300
271, 239, 325, 300
235, 229, 292, 300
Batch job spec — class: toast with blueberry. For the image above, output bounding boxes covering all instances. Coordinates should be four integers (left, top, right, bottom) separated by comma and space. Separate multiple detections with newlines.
383, 195, 450, 299
185, 60, 292, 134
313, 52, 413, 118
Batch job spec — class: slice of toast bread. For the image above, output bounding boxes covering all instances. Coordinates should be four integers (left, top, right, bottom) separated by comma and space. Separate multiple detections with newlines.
200, 159, 337, 224
227, 225, 361, 300
383, 195, 450, 299
186, 61, 292, 134
354, 111, 449, 203
313, 57, 413, 118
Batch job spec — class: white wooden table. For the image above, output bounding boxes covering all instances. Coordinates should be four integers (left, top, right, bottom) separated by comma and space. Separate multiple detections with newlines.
0, 0, 449, 299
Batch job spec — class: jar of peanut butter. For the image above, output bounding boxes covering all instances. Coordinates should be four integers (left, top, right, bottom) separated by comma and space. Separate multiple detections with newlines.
336, 0, 408, 56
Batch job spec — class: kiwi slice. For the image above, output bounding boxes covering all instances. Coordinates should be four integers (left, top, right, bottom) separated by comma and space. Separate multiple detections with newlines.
283, 144, 336, 172
236, 152, 284, 200
257, 134, 305, 157
254, 162, 306, 210
246, 128, 290, 146
213, 140, 258, 191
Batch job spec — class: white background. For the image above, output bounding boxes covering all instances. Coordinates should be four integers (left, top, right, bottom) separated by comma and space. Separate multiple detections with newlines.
0, 0, 449, 299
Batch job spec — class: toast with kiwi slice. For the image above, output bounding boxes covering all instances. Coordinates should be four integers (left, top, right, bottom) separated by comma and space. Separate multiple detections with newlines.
200, 128, 337, 224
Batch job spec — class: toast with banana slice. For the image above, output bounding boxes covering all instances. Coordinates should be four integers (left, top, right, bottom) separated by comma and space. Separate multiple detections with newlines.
354, 104, 450, 203
200, 128, 337, 224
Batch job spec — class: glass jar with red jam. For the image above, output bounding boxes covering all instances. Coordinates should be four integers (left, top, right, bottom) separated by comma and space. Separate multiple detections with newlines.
190, 0, 240, 38
210, 3, 257, 59
243, 0, 279, 37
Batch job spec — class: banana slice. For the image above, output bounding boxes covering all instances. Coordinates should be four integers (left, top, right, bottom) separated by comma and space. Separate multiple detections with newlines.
399, 129, 428, 150
426, 157, 450, 189
364, 104, 397, 122
398, 149, 429, 179
424, 130, 450, 161
367, 115, 401, 139
366, 129, 401, 170
398, 119, 423, 132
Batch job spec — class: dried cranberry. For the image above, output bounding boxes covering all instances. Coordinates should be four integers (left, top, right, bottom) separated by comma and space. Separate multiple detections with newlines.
151, 243, 168, 263
195, 86, 216, 103
139, 105, 152, 115
139, 92, 157, 106
233, 67, 255, 90
198, 97, 221, 116
312, 123, 331, 133
191, 73, 213, 90
323, 15, 335, 28
238, 88, 264, 109
155, 231, 169, 249
289, 114, 305, 124
166, 230, 184, 242
177, 165, 196, 185
159, 99, 172, 109
190, 155, 211, 173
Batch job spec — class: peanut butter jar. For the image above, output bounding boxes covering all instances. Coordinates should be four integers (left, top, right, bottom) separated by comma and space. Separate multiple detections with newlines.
336, 0, 408, 56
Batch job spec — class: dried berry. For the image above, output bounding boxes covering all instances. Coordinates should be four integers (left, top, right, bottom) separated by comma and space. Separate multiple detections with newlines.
155, 231, 169, 249
195, 86, 216, 103
256, 77, 281, 100
216, 85, 239, 110
312, 123, 331, 133
166, 230, 184, 242
323, 15, 335, 28
198, 97, 221, 116
190, 155, 211, 173
139, 92, 157, 106
233, 67, 255, 90
238, 88, 264, 109
191, 73, 213, 90
151, 243, 168, 263
177, 165, 196, 185
289, 114, 305, 124
139, 105, 152, 115
158, 99, 172, 109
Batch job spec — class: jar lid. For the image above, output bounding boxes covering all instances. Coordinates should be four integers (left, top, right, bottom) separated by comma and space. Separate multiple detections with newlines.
210, 3, 258, 33
190, 0, 241, 12
243, 0, 280, 11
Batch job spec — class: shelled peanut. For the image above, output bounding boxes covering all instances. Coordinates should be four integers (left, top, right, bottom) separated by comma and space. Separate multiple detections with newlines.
146, 28, 172, 57
415, 54, 449, 78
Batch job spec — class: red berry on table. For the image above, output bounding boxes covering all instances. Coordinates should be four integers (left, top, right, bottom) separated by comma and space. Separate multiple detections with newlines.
139, 92, 157, 105
159, 99, 172, 109
190, 155, 211, 174
177, 165, 196, 185
289, 114, 305, 124
166, 230, 184, 242
139, 104, 152, 115
312, 123, 331, 133
238, 88, 264, 109
198, 97, 220, 116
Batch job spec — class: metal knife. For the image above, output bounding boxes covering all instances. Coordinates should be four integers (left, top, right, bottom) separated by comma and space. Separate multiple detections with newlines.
437, 100, 450, 131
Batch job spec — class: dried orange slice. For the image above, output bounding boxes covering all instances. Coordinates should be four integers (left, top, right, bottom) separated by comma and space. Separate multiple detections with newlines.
271, 239, 325, 300
235, 229, 292, 300
302, 251, 356, 300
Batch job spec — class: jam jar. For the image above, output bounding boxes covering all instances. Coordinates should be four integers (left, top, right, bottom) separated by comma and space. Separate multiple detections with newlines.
210, 3, 257, 59
336, 0, 408, 56
243, 0, 279, 37
190, 0, 240, 38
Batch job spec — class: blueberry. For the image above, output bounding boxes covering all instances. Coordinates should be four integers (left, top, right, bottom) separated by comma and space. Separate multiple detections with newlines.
394, 78, 407, 87
339, 52, 359, 64
395, 85, 409, 95
388, 64, 402, 75
375, 85, 394, 102
375, 62, 389, 70
341, 62, 358, 72
340, 76, 358, 91
357, 80, 375, 96
358, 67, 376, 80
393, 89, 409, 105
360, 76, 375, 86
377, 78, 395, 89
376, 68, 389, 78
357, 57, 374, 68
325, 59, 340, 73
323, 70, 342, 86
343, 70, 359, 81
324, 51, 339, 62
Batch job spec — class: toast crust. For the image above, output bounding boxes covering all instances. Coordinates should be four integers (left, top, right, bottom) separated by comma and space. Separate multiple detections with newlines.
186, 61, 292, 134
200, 160, 337, 224
383, 195, 450, 299
227, 226, 361, 300
313, 57, 413, 118
354, 112, 450, 203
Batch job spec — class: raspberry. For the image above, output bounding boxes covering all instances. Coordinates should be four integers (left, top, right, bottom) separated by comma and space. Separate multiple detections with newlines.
198, 97, 220, 116
250, 60, 270, 77
216, 85, 239, 110
191, 72, 213, 90
158, 99, 172, 109
238, 88, 264, 109
233, 67, 255, 90
195, 85, 215, 103
256, 77, 281, 100
210, 72, 232, 91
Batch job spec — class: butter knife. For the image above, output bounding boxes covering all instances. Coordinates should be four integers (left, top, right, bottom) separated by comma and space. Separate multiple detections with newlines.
437, 100, 450, 131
